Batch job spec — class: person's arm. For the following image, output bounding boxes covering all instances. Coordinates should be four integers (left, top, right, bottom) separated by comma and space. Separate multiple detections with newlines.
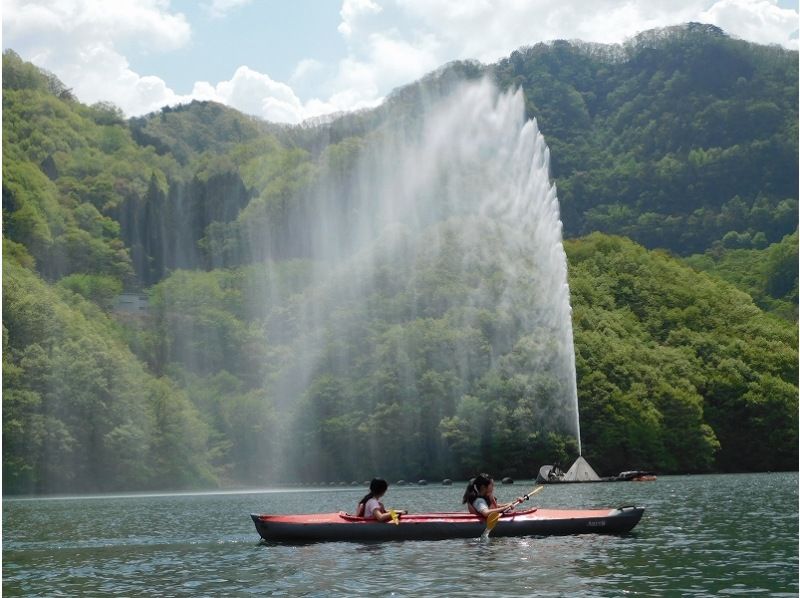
372, 508, 394, 522
485, 496, 525, 515
483, 504, 513, 516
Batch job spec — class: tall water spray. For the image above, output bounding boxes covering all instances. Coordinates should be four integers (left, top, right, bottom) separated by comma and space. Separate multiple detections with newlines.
267, 78, 581, 479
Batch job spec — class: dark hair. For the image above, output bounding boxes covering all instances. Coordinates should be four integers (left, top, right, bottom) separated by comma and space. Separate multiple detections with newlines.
462, 473, 493, 504
358, 478, 389, 507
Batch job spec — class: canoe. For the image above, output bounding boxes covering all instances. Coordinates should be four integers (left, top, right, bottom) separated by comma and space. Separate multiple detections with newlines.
250, 505, 644, 542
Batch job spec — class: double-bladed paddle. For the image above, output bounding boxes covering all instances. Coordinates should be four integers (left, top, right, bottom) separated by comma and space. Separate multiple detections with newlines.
481, 485, 543, 539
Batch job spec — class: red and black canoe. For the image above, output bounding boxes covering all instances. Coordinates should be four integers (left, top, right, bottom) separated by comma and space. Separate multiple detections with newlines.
250, 506, 644, 542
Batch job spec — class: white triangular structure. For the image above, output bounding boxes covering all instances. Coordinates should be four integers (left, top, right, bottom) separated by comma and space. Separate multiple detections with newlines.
563, 456, 601, 481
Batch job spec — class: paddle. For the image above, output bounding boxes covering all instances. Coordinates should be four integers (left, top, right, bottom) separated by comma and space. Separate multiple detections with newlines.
389, 509, 400, 525
481, 485, 543, 539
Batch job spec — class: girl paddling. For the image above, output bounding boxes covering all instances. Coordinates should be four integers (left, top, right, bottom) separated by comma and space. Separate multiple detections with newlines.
462, 473, 523, 518
356, 478, 407, 522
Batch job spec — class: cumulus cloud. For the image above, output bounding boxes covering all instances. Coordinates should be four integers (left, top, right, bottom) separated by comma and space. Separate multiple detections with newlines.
4, 0, 191, 53
324, 30, 441, 111
3, 0, 191, 114
203, 0, 254, 19
192, 66, 306, 123
701, 0, 799, 48
290, 58, 324, 84
64, 42, 185, 115
338, 0, 383, 37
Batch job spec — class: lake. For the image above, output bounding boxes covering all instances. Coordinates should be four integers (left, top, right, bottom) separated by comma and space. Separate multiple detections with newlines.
3, 472, 797, 596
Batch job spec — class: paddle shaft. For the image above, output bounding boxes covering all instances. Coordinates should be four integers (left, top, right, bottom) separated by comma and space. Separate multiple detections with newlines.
484, 485, 543, 535
514, 485, 543, 509
498, 484, 543, 515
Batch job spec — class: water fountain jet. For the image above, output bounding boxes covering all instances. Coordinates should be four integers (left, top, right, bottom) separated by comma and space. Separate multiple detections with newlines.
266, 78, 583, 480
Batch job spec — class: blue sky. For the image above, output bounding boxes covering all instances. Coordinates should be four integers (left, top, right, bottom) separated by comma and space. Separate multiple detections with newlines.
4, 0, 798, 123
124, 2, 345, 96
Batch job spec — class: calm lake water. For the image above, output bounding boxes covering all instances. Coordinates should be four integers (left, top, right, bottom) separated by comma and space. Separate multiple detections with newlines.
3, 472, 797, 596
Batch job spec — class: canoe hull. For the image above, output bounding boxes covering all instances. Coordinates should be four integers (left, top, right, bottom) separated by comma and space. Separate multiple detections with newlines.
251, 506, 644, 542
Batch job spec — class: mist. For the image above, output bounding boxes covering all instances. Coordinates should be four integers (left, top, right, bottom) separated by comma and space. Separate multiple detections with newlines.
222, 78, 582, 482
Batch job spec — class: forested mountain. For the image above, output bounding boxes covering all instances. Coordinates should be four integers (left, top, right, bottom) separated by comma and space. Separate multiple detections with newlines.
2, 23, 797, 494
495, 24, 797, 256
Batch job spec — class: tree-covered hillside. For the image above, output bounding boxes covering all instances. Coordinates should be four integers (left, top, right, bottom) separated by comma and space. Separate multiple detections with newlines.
3, 245, 216, 493
494, 24, 798, 256
2, 24, 797, 494
684, 231, 798, 320
568, 234, 796, 474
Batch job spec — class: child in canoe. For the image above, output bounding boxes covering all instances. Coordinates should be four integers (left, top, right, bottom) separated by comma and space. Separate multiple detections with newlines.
462, 473, 523, 518
356, 478, 407, 522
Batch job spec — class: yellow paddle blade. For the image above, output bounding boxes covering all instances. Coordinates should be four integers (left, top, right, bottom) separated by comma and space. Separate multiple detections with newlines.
389, 509, 400, 525
485, 512, 501, 532
482, 487, 544, 539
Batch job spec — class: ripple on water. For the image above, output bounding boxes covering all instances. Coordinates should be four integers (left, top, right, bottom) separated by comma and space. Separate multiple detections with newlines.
3, 473, 798, 596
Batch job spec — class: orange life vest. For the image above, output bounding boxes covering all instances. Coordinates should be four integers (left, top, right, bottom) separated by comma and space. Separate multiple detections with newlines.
467, 495, 498, 516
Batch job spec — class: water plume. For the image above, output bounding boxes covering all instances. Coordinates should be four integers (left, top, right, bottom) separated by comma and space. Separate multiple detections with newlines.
265, 78, 581, 479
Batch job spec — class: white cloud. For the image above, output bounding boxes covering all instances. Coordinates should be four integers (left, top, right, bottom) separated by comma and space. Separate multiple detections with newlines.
4, 0, 191, 52
290, 58, 324, 84
326, 31, 441, 108
203, 0, 254, 19
66, 41, 185, 115
191, 66, 306, 123
701, 0, 799, 48
367, 31, 441, 83
338, 0, 383, 37
3, 0, 191, 114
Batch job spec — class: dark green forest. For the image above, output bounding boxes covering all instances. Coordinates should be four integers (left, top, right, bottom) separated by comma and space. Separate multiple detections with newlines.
3, 23, 797, 494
